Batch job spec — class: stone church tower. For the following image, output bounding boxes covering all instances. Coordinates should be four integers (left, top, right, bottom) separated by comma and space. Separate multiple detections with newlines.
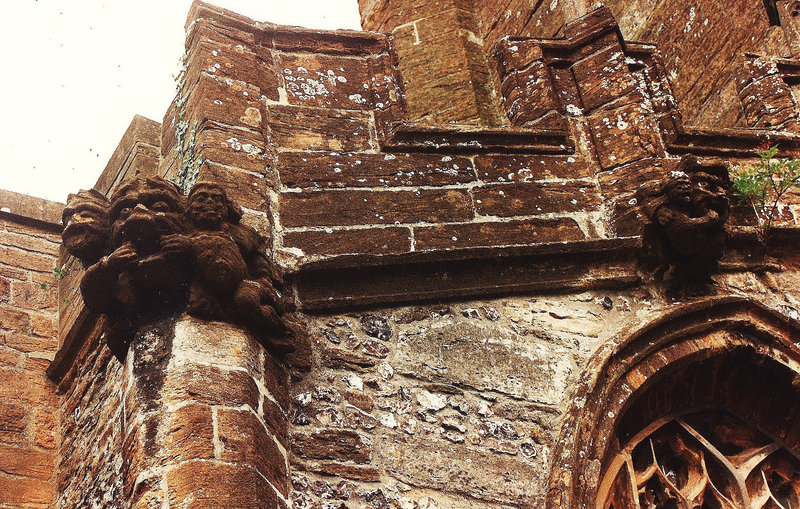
3, 0, 800, 507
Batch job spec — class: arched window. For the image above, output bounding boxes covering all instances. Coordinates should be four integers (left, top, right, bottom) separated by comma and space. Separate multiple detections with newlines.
601, 411, 800, 508
598, 351, 800, 508
545, 298, 800, 509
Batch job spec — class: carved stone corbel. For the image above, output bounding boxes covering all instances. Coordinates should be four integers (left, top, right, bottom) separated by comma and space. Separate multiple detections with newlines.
61, 176, 299, 357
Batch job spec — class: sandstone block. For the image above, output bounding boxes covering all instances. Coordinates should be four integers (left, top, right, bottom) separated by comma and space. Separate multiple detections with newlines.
283, 226, 412, 257
167, 460, 279, 509
280, 188, 473, 227
573, 45, 636, 112
0, 445, 53, 480
269, 105, 372, 152
217, 408, 289, 495
475, 155, 591, 182
587, 102, 661, 170
185, 73, 264, 131
280, 53, 373, 110
195, 126, 268, 175
164, 364, 259, 410
278, 152, 475, 189
293, 429, 371, 463
0, 474, 53, 506
414, 218, 586, 250
164, 404, 214, 461
195, 162, 269, 213
472, 181, 600, 216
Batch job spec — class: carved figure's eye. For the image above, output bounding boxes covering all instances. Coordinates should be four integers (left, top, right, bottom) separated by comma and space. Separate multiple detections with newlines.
120, 207, 132, 218
151, 201, 170, 212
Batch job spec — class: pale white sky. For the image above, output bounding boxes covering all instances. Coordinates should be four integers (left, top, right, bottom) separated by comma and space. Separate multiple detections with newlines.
0, 0, 361, 203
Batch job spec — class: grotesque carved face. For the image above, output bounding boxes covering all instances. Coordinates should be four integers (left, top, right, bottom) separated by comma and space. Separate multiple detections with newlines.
188, 183, 229, 230
690, 171, 730, 221
664, 171, 693, 210
62, 189, 111, 265
109, 177, 186, 251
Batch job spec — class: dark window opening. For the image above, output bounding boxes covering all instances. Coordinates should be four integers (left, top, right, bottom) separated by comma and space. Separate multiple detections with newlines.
765, 0, 782, 26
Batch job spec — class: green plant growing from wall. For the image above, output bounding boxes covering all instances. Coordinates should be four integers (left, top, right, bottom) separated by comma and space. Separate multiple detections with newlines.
731, 145, 800, 243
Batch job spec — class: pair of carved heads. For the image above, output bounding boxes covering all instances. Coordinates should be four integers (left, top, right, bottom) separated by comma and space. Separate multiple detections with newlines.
638, 156, 732, 286
62, 177, 294, 356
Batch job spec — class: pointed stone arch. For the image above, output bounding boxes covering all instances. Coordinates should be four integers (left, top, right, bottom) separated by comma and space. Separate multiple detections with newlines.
545, 296, 800, 508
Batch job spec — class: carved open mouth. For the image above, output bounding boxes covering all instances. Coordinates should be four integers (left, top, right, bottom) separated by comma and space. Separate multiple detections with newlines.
123, 213, 159, 243
63, 220, 103, 240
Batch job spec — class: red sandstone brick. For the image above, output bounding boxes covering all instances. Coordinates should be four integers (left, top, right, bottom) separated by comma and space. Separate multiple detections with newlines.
167, 460, 278, 508
280, 53, 374, 110
164, 364, 260, 410
278, 151, 475, 189
292, 429, 371, 463
0, 231, 58, 258
4, 333, 56, 353
32, 409, 57, 450
475, 155, 591, 182
262, 396, 288, 449
472, 181, 600, 217
186, 17, 256, 52
269, 105, 373, 152
195, 126, 268, 175
0, 472, 53, 505
195, 161, 269, 213
184, 73, 264, 131
0, 246, 54, 273
501, 61, 560, 125
0, 445, 53, 480
29, 313, 56, 338
283, 226, 412, 257
184, 40, 263, 93
414, 218, 587, 250
0, 265, 26, 281
263, 352, 290, 413
10, 281, 57, 312
281, 188, 474, 227
0, 346, 22, 368
0, 402, 26, 444
24, 355, 53, 371
0, 308, 29, 332
300, 460, 382, 482
587, 102, 662, 170
572, 45, 637, 112
596, 157, 674, 196
217, 408, 289, 495
165, 404, 214, 461
254, 47, 281, 102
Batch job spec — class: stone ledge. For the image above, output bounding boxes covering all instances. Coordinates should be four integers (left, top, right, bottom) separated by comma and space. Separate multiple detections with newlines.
290, 237, 643, 311
0, 188, 63, 231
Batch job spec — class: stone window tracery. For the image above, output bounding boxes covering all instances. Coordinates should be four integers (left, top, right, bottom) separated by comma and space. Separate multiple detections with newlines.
600, 410, 800, 509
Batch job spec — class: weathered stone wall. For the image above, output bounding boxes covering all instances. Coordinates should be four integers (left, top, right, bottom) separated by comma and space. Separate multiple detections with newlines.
55, 317, 125, 508
467, 0, 799, 128
14, 1, 800, 508
289, 252, 800, 507
0, 191, 62, 508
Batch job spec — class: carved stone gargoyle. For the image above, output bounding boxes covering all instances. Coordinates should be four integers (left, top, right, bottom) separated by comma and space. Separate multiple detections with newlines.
638, 156, 731, 291
62, 177, 298, 357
